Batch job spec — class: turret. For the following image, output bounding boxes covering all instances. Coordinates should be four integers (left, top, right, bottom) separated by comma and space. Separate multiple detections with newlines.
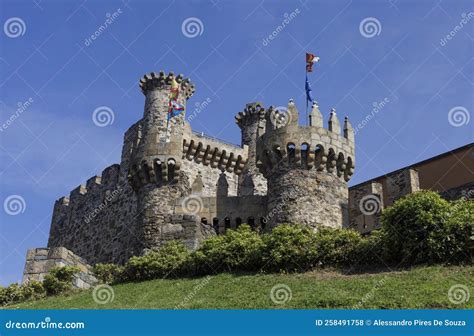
235, 102, 267, 195
256, 99, 355, 230
128, 71, 197, 251
128, 71, 195, 190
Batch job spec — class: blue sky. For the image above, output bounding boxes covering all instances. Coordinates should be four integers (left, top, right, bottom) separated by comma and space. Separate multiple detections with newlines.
0, 0, 472, 285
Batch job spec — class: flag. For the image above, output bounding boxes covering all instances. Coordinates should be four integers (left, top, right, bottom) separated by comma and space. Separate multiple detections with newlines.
169, 78, 180, 100
168, 100, 185, 120
305, 74, 314, 103
306, 52, 320, 72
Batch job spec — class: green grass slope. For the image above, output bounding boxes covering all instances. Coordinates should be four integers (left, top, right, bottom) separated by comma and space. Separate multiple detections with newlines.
6, 266, 473, 309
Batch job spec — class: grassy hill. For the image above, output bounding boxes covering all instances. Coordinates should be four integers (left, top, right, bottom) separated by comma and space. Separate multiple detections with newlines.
6, 265, 473, 309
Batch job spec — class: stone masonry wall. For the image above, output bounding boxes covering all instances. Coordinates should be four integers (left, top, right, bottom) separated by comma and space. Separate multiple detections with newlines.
384, 168, 420, 206
348, 181, 384, 234
47, 123, 142, 265
266, 168, 348, 230
23, 247, 97, 289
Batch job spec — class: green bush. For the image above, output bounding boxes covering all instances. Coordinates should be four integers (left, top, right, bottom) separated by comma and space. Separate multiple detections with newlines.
92, 263, 123, 284
437, 199, 474, 263
314, 227, 364, 267
186, 235, 227, 275
354, 230, 386, 266
43, 266, 80, 296
187, 225, 264, 274
262, 224, 318, 272
21, 280, 46, 300
121, 241, 190, 282
0, 283, 23, 306
381, 190, 454, 264
220, 224, 264, 271
0, 281, 45, 306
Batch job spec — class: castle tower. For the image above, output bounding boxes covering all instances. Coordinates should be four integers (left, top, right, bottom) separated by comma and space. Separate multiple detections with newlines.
256, 100, 355, 229
235, 102, 267, 196
128, 71, 196, 251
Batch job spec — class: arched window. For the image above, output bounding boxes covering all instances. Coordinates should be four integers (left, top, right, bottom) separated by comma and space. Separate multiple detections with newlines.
287, 143, 296, 165
224, 217, 231, 231
236, 217, 242, 227
201, 217, 208, 225
301, 143, 309, 166
248, 217, 255, 230
212, 218, 219, 234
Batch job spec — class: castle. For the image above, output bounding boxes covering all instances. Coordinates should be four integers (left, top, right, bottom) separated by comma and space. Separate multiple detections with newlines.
22, 71, 472, 287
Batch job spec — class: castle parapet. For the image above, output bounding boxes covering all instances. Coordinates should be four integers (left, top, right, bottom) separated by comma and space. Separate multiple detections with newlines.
256, 99, 355, 229
257, 100, 355, 182
139, 71, 195, 99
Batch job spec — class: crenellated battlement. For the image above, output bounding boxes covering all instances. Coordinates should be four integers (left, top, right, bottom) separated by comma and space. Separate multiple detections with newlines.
139, 71, 195, 99
58, 164, 121, 205
235, 102, 266, 128
257, 100, 355, 182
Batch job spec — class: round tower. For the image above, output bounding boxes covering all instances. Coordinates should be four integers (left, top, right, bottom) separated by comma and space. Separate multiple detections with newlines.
128, 71, 195, 251
256, 100, 355, 230
235, 102, 267, 196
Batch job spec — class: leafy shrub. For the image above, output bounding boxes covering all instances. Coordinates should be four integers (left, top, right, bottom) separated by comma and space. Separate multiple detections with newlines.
0, 281, 45, 306
121, 241, 190, 282
21, 280, 46, 300
314, 227, 364, 267
92, 263, 124, 284
0, 283, 24, 306
436, 199, 474, 264
354, 230, 386, 266
187, 225, 264, 274
220, 224, 264, 271
43, 266, 80, 296
381, 190, 454, 264
186, 235, 227, 275
262, 224, 318, 272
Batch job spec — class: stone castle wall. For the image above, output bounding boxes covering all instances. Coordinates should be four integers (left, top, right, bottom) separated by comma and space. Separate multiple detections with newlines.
46, 114, 252, 265
23, 247, 97, 289
348, 168, 420, 234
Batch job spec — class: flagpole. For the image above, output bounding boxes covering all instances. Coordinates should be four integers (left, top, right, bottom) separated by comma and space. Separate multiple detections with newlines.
305, 73, 308, 125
